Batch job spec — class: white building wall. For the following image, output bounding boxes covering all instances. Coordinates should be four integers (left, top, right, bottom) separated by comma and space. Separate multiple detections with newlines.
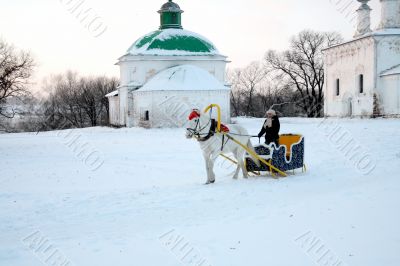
379, 74, 400, 115
376, 36, 400, 75
118, 87, 129, 126
126, 90, 135, 127
376, 36, 400, 115
108, 96, 120, 126
132, 90, 230, 128
324, 37, 376, 117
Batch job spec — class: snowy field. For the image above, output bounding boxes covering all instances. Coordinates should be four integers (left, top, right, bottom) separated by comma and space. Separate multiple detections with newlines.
1, 118, 400, 266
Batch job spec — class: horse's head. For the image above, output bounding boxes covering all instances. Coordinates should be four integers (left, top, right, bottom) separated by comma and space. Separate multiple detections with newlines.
185, 109, 202, 139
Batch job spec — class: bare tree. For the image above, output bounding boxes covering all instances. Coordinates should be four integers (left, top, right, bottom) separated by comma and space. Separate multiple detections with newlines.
264, 30, 343, 117
51, 72, 86, 127
257, 78, 287, 116
228, 61, 268, 117
79, 76, 118, 126
41, 72, 117, 130
0, 39, 34, 118
227, 69, 245, 116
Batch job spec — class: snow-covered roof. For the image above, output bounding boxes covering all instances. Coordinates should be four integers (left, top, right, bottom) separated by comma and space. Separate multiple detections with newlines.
105, 90, 119, 97
381, 64, 400, 77
128, 81, 142, 87
137, 65, 230, 92
373, 28, 400, 36
323, 28, 400, 51
127, 29, 222, 56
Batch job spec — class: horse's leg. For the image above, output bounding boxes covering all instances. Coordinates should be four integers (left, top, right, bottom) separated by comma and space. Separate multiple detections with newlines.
203, 152, 216, 184
232, 149, 240, 179
205, 158, 213, 184
237, 149, 249, 179
208, 152, 219, 183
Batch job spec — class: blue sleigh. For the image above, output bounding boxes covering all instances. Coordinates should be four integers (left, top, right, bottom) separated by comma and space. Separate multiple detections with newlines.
245, 134, 306, 174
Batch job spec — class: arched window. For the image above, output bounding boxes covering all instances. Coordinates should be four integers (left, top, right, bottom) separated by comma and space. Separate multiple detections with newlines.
336, 79, 340, 96
359, 74, 364, 93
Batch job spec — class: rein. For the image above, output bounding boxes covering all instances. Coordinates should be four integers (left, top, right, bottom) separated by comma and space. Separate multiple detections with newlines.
187, 117, 259, 142
187, 114, 261, 152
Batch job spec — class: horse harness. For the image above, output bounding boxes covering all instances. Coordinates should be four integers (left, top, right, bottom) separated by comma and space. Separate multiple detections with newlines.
191, 119, 230, 151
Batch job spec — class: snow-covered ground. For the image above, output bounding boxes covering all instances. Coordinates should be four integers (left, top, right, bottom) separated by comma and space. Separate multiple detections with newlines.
1, 118, 400, 266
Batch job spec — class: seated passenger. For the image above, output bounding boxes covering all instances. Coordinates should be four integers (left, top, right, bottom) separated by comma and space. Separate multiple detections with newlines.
258, 109, 280, 146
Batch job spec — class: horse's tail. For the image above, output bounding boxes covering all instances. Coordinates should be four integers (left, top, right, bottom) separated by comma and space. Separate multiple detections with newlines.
247, 139, 261, 167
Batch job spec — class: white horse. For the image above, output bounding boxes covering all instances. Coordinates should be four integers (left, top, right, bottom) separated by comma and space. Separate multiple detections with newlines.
185, 109, 259, 184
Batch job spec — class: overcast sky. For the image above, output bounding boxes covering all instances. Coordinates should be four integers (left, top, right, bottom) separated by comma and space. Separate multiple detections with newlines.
1, 0, 383, 90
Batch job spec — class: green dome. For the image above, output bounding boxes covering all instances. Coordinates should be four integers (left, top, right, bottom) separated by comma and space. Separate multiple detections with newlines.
127, 29, 221, 56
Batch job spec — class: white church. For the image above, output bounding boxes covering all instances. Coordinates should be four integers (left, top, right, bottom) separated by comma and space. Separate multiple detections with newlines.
324, 0, 400, 117
106, 0, 230, 128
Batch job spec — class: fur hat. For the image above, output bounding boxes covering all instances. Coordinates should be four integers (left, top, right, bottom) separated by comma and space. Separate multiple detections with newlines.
266, 109, 276, 116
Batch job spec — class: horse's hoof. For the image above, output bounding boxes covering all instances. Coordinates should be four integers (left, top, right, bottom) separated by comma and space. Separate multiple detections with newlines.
205, 179, 215, 185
